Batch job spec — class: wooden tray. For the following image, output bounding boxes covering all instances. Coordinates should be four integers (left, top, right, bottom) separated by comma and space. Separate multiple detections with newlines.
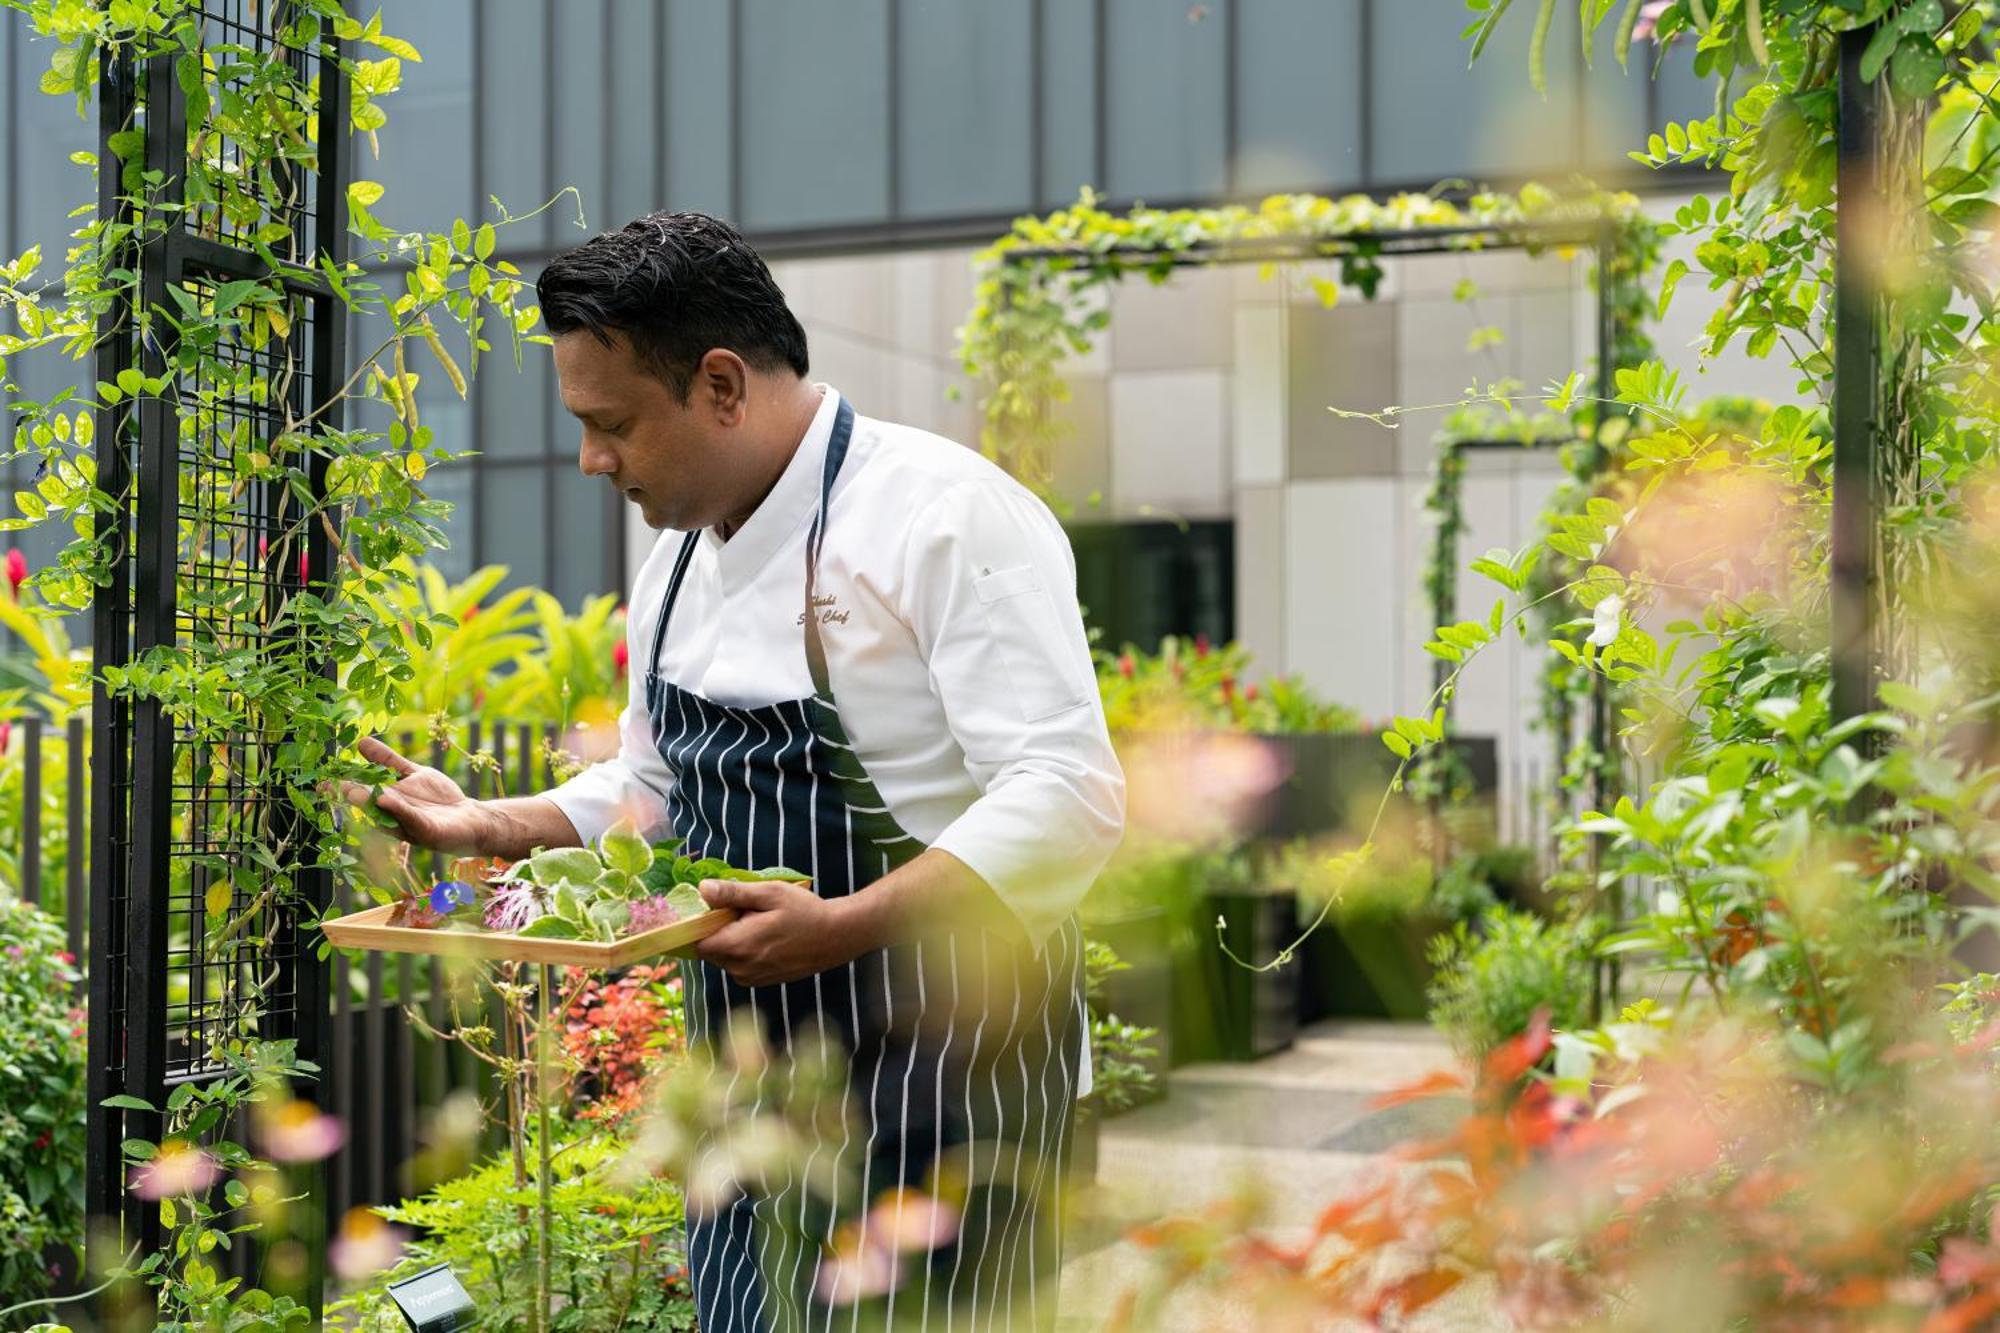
320, 901, 737, 968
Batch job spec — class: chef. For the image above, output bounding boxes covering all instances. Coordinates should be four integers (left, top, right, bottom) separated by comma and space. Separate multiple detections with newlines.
354, 210, 1125, 1332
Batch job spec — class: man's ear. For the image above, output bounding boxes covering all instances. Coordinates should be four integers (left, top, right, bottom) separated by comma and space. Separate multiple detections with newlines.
697, 349, 750, 425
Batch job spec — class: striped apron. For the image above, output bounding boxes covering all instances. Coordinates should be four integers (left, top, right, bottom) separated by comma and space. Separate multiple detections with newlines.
643, 399, 1085, 1332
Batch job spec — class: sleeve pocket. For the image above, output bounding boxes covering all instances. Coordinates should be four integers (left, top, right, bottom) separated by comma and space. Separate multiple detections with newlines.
973, 564, 1093, 722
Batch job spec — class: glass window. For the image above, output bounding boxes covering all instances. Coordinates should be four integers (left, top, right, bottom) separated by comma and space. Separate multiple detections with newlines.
14, 42, 93, 268
370, 0, 473, 234
1105, 0, 1229, 202
665, 0, 735, 217
1039, 0, 1098, 208
607, 0, 663, 227
475, 332, 552, 461
1370, 4, 1581, 186
479, 465, 550, 593
552, 0, 610, 237
1235, 0, 1364, 194
896, 0, 1034, 220
739, 0, 890, 232
552, 464, 618, 606
477, 0, 550, 247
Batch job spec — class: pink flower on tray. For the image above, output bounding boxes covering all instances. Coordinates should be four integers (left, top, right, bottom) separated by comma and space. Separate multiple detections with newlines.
625, 895, 681, 935
130, 1141, 220, 1199
484, 879, 548, 933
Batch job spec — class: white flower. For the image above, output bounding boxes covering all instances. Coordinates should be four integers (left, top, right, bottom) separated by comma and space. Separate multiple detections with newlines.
1588, 594, 1624, 648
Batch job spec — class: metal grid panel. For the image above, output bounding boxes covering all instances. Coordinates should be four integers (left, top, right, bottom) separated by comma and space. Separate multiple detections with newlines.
89, 0, 346, 1296
186, 0, 321, 260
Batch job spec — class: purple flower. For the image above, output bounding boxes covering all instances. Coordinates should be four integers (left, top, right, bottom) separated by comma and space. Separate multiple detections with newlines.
429, 880, 477, 915
483, 880, 548, 933
624, 895, 681, 935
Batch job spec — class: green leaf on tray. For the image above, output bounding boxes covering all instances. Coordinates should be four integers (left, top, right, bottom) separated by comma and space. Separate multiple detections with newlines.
599, 823, 653, 877
523, 847, 604, 889
514, 916, 580, 940
663, 883, 709, 920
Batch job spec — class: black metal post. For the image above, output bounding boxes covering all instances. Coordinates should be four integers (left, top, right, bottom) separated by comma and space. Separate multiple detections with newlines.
1831, 26, 1879, 724
84, 41, 138, 1287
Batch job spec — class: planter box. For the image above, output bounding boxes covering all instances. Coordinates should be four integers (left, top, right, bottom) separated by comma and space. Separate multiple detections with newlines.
1296, 912, 1442, 1023
1173, 890, 1300, 1063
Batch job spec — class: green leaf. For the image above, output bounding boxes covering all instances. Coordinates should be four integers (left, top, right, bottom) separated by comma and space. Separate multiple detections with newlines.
1887, 37, 1944, 102
514, 916, 580, 939
599, 824, 652, 877
102, 1094, 156, 1112
1381, 731, 1412, 760
523, 846, 603, 888
1859, 21, 1901, 84
348, 180, 386, 209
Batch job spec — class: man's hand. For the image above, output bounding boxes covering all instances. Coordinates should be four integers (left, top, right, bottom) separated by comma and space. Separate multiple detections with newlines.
691, 879, 867, 986
344, 736, 495, 854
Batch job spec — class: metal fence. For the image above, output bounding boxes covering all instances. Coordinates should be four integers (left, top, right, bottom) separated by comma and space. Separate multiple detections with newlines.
4, 716, 564, 1223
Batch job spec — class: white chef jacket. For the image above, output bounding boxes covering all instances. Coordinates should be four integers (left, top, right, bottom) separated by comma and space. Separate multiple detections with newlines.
545, 385, 1126, 952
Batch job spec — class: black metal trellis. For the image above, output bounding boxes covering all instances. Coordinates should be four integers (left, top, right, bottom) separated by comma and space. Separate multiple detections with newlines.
88, 2, 347, 1312
1831, 25, 1879, 727
999, 214, 1636, 1003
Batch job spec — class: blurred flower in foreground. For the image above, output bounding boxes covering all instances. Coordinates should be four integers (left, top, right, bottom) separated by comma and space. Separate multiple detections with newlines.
867, 1186, 960, 1252
257, 1098, 346, 1163
815, 1220, 903, 1306
1120, 730, 1286, 848
330, 1207, 407, 1281
130, 1141, 219, 1199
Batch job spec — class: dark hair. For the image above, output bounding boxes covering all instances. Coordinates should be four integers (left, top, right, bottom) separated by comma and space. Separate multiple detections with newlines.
535, 211, 809, 399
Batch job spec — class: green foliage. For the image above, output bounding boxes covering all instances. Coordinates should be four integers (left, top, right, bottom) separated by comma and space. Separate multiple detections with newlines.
0, 899, 85, 1306
327, 1128, 696, 1333
1082, 939, 1161, 1115
1426, 906, 1597, 1058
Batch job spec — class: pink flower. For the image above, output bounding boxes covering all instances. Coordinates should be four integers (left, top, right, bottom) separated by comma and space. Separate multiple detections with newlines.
1194, 634, 1211, 658
613, 638, 630, 674
814, 1224, 903, 1306
625, 895, 680, 935
329, 1208, 406, 1281
866, 1188, 960, 1252
4, 549, 26, 593
258, 1099, 346, 1163
1633, 0, 1672, 41
130, 1142, 220, 1199
484, 879, 548, 933
0, 720, 10, 755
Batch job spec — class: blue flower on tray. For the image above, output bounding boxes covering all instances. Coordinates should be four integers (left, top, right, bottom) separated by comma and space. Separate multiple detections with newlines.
430, 880, 478, 916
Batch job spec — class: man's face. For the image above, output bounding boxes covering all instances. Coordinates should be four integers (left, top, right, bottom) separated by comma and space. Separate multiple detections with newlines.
554, 330, 734, 532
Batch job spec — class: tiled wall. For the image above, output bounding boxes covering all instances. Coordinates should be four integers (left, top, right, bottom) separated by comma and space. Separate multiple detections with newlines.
628, 191, 1791, 845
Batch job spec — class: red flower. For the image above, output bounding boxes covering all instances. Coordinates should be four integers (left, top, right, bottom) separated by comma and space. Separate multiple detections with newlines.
31, 1132, 50, 1150
4, 549, 26, 593
1117, 653, 1135, 679
613, 639, 630, 674
299, 550, 311, 582
1244, 682, 1260, 702
0, 721, 10, 755
1194, 633, 1211, 658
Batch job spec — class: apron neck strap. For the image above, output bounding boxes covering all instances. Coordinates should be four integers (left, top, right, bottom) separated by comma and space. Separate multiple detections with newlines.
643, 395, 856, 697
803, 398, 856, 699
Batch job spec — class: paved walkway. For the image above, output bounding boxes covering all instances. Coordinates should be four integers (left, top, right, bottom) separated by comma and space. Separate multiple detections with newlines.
1057, 1020, 1496, 1331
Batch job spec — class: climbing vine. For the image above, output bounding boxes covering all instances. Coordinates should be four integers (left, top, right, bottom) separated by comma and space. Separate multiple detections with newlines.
957, 184, 1654, 492
0, 0, 554, 1322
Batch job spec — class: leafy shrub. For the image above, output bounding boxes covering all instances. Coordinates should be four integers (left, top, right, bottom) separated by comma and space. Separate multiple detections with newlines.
564, 964, 685, 1124
1096, 635, 1359, 735
1425, 907, 1595, 1057
0, 898, 85, 1304
1083, 940, 1160, 1114
328, 1128, 695, 1332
